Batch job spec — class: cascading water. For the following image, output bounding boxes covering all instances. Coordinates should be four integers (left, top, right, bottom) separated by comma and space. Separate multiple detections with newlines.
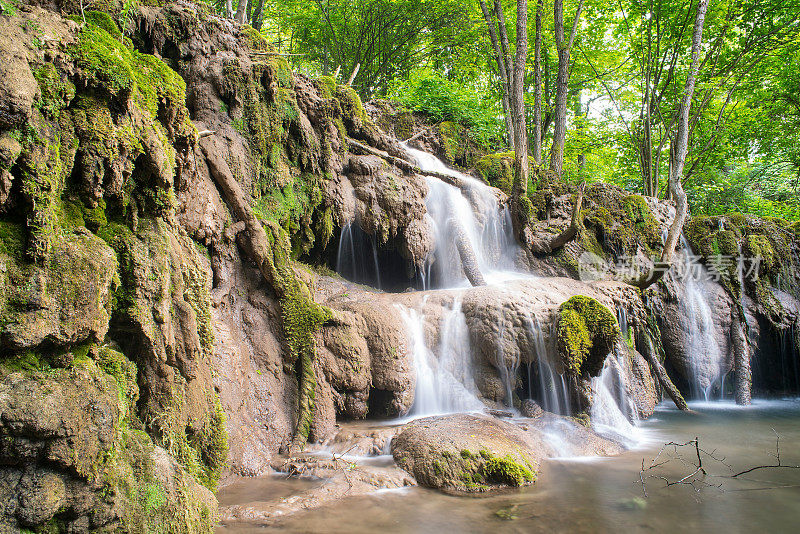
336, 221, 383, 289
403, 144, 520, 288
526, 314, 571, 415
399, 297, 484, 417
675, 236, 725, 399
590, 348, 641, 447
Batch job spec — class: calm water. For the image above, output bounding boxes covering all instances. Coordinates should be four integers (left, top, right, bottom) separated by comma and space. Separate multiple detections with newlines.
218, 399, 800, 533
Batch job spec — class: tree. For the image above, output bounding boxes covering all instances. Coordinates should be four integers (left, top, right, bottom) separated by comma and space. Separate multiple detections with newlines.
480, 0, 529, 223
533, 0, 544, 163
549, 0, 585, 176
268, 0, 474, 96
630, 0, 709, 290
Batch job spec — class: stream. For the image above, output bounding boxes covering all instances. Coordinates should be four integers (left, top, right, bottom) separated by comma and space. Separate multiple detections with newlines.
217, 399, 800, 533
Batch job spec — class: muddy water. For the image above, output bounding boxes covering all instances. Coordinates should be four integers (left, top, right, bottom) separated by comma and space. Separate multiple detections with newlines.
217, 399, 800, 533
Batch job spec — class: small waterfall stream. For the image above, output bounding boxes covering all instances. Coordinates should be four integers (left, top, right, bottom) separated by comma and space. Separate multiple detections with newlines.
336, 221, 383, 289
403, 144, 520, 288
590, 348, 641, 447
399, 297, 484, 417
526, 314, 571, 415
676, 236, 725, 399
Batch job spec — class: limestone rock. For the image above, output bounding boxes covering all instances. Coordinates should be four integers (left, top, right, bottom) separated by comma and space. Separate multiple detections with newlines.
391, 413, 543, 492
1, 231, 117, 351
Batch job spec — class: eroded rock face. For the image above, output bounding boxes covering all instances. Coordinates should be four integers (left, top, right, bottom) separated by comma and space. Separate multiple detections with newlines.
1, 231, 117, 350
658, 269, 735, 393
0, 363, 216, 532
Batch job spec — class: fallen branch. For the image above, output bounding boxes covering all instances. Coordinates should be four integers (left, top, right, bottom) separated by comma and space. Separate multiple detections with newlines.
636, 324, 690, 412
346, 137, 468, 190
402, 129, 426, 144
639, 432, 800, 497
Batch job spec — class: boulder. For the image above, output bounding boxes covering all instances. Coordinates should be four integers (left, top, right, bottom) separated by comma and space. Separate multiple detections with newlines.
391, 413, 543, 492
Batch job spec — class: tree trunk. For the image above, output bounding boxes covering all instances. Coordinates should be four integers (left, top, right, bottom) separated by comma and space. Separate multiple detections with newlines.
549, 0, 585, 176
533, 0, 543, 163
480, 0, 515, 150
732, 311, 752, 405
661, 0, 708, 262
454, 225, 487, 286
529, 183, 584, 254
636, 326, 690, 411
234, 0, 248, 24
626, 0, 708, 291
511, 0, 529, 201
251, 0, 265, 29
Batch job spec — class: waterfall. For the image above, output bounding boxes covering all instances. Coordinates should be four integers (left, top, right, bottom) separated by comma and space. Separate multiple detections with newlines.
526, 314, 571, 415
676, 236, 724, 400
399, 298, 484, 417
336, 221, 383, 289
590, 350, 640, 447
402, 144, 520, 288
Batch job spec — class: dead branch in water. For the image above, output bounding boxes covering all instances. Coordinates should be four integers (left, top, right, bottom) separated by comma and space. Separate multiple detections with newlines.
638, 430, 800, 497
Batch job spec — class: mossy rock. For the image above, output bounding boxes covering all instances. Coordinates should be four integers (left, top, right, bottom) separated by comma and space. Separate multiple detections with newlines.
391, 414, 540, 493
475, 151, 515, 195
557, 295, 619, 377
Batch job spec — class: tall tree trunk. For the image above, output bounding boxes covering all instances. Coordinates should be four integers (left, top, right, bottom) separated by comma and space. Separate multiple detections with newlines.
662, 1, 707, 262
549, 0, 585, 176
234, 0, 248, 24
511, 0, 529, 201
480, 0, 515, 150
533, 0, 543, 163
251, 0, 265, 29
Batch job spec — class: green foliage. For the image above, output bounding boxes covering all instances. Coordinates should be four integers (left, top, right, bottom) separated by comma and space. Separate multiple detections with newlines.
389, 69, 502, 146
266, 0, 475, 96
557, 296, 619, 376
0, 0, 18, 16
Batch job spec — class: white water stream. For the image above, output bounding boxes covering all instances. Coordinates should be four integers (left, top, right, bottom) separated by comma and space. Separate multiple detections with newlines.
403, 144, 521, 288
399, 297, 484, 417
676, 237, 725, 400
351, 145, 641, 445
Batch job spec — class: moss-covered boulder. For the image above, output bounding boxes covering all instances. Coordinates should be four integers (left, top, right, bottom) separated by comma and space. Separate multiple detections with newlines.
557, 295, 619, 377
391, 414, 540, 492
1, 229, 118, 351
0, 358, 217, 532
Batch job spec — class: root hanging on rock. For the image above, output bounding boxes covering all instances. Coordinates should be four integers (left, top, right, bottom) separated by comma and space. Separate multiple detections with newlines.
199, 135, 332, 450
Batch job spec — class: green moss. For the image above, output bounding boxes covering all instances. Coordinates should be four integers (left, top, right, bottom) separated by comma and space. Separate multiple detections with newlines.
240, 24, 270, 51
475, 151, 515, 195
0, 220, 25, 259
67, 10, 123, 40
97, 345, 139, 408
69, 21, 187, 120
482, 455, 536, 487
557, 296, 619, 376
334, 84, 368, 123
32, 63, 76, 119
318, 76, 336, 99
622, 195, 658, 238
438, 121, 462, 163
20, 136, 63, 264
